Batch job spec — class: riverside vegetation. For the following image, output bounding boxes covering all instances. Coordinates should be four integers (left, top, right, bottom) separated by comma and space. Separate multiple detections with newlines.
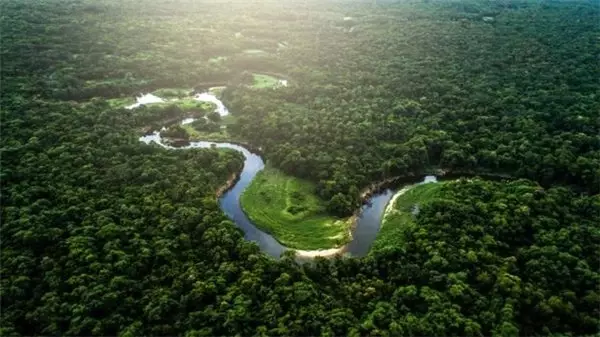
372, 181, 447, 253
241, 166, 351, 250
2, 0, 599, 336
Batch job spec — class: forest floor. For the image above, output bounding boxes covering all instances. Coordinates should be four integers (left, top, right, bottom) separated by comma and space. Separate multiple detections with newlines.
240, 166, 352, 250
371, 181, 446, 253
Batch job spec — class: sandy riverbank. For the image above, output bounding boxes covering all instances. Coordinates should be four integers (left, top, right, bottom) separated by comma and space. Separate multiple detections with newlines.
292, 180, 403, 259
383, 185, 414, 218
293, 246, 345, 258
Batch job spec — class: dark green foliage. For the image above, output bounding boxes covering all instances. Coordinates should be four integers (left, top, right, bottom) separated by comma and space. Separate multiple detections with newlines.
1, 97, 246, 336
207, 111, 221, 123
190, 118, 220, 133
1, 0, 598, 336
222, 0, 600, 213
287, 205, 307, 215
162, 125, 189, 139
402, 179, 600, 336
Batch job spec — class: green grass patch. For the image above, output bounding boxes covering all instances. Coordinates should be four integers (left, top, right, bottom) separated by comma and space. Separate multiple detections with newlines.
371, 182, 446, 253
176, 99, 214, 111
180, 114, 236, 141
240, 166, 351, 250
251, 74, 280, 89
151, 88, 192, 99
106, 96, 135, 108
152, 99, 215, 112
182, 124, 234, 142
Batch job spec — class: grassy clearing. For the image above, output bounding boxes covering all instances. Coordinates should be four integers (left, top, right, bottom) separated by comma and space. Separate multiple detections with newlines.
251, 74, 280, 89
106, 97, 135, 108
175, 99, 214, 111
181, 114, 236, 141
241, 166, 351, 250
152, 88, 192, 99
371, 182, 446, 253
152, 99, 215, 112
182, 124, 233, 142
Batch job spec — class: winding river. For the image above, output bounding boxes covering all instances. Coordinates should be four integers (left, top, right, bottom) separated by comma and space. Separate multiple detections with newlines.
137, 90, 437, 259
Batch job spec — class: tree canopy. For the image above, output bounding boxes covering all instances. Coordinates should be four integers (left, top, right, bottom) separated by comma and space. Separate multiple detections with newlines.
1, 0, 598, 336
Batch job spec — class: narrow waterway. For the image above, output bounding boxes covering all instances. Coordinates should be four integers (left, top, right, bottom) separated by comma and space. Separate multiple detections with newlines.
138, 89, 436, 258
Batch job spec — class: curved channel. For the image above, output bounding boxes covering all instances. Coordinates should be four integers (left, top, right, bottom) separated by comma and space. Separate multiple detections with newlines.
138, 90, 436, 258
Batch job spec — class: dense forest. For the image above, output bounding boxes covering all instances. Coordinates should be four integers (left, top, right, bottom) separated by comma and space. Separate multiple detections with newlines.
2, 0, 599, 336
222, 0, 600, 214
